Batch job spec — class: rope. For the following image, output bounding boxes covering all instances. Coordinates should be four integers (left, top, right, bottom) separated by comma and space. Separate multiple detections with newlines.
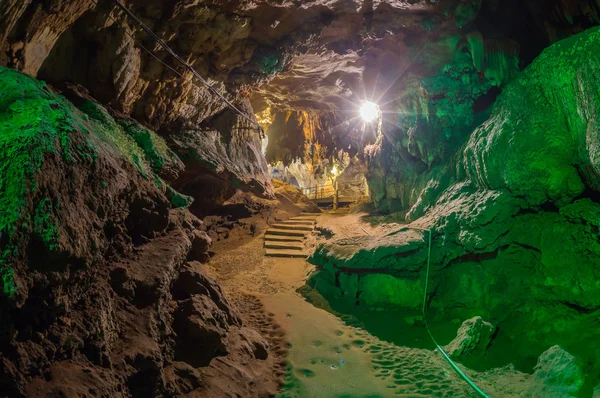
90, 0, 184, 79
389, 226, 488, 397
90, 0, 263, 132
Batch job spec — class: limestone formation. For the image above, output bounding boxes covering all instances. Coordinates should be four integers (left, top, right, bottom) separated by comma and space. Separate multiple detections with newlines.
531, 345, 584, 397
443, 316, 496, 358
2, 0, 600, 396
0, 67, 271, 397
307, 25, 600, 393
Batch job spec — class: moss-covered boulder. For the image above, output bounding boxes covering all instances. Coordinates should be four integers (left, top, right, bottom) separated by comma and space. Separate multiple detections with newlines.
443, 316, 496, 358
463, 27, 600, 206
531, 346, 584, 397
0, 66, 177, 299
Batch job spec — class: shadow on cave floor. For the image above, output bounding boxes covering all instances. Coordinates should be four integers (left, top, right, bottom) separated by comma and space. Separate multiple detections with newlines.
298, 284, 539, 376
299, 284, 452, 351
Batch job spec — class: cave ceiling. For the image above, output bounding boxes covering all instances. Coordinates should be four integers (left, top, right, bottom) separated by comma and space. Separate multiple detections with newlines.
2, 0, 598, 118
1, 0, 599, 167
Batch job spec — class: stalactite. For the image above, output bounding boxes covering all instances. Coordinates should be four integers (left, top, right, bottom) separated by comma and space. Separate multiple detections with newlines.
483, 39, 520, 86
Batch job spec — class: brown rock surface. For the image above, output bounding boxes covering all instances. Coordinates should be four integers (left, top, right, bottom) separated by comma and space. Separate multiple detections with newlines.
0, 67, 278, 398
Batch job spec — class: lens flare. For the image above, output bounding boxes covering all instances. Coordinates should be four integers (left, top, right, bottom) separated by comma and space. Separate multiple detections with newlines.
359, 101, 379, 122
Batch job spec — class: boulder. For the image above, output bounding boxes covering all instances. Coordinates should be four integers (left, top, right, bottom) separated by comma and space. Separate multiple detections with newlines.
443, 316, 496, 358
530, 345, 584, 397
173, 295, 234, 367
188, 230, 212, 262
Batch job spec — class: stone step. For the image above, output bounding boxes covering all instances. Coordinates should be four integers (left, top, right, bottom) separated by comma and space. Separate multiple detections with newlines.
264, 241, 304, 251
281, 220, 315, 226
301, 212, 321, 216
265, 228, 307, 237
265, 248, 307, 258
271, 223, 313, 231
290, 216, 318, 222
264, 235, 305, 243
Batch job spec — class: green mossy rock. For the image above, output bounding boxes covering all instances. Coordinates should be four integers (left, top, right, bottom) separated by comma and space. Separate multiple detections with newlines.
463, 27, 600, 206
531, 346, 584, 396
77, 100, 153, 178
358, 274, 422, 310
309, 27, 600, 392
166, 186, 194, 209
443, 316, 496, 358
118, 118, 184, 181
0, 67, 175, 298
0, 67, 95, 296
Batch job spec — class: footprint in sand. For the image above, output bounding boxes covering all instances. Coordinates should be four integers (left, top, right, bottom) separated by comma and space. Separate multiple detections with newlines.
297, 368, 315, 378
352, 339, 366, 348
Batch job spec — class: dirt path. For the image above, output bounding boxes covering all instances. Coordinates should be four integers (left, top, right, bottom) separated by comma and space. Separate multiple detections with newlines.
207, 206, 537, 398
207, 228, 400, 397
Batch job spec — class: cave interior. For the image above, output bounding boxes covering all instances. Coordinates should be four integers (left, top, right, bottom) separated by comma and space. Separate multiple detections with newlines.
1, 0, 600, 397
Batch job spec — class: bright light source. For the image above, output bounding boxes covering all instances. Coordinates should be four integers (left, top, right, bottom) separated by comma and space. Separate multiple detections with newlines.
331, 165, 338, 176
360, 101, 379, 122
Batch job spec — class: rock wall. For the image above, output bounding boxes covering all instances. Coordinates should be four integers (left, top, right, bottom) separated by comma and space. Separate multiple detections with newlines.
309, 27, 600, 395
0, 0, 293, 209
0, 67, 273, 397
0, 0, 331, 129
168, 99, 273, 217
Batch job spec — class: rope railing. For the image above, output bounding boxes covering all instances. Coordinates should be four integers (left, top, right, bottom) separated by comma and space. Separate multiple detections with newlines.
303, 183, 367, 201
90, 0, 264, 133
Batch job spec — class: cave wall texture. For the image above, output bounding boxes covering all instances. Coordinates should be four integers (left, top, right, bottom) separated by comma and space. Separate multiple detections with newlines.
309, 24, 600, 397
0, 66, 278, 397
2, 0, 600, 396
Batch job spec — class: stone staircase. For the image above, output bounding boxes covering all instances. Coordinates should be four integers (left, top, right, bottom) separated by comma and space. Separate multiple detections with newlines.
264, 213, 320, 258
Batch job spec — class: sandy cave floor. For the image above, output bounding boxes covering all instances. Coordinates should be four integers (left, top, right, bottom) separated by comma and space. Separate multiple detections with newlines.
206, 210, 540, 398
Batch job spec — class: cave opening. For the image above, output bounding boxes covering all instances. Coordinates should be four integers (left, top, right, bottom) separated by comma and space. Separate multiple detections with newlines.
1, 0, 600, 397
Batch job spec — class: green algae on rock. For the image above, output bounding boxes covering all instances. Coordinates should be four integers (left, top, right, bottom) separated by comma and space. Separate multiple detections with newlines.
308, 26, 600, 393
77, 100, 153, 178
118, 118, 184, 181
0, 67, 185, 297
0, 67, 97, 296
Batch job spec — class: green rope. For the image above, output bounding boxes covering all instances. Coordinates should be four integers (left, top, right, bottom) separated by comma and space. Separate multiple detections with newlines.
391, 226, 488, 397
